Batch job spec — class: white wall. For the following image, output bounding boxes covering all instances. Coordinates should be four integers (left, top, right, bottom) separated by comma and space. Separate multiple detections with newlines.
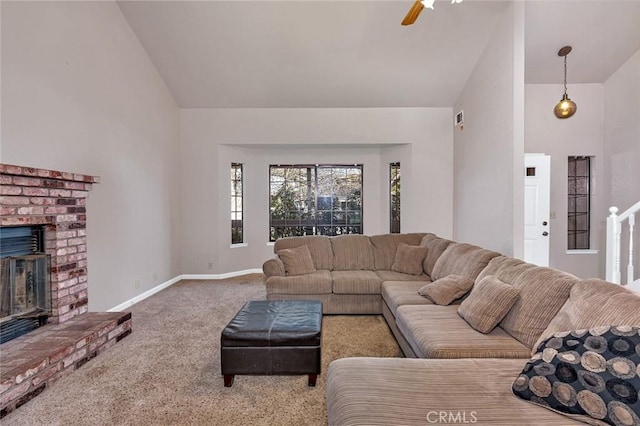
453, 3, 525, 256
604, 50, 640, 212
179, 108, 453, 274
604, 50, 640, 284
525, 84, 606, 279
1, 2, 181, 310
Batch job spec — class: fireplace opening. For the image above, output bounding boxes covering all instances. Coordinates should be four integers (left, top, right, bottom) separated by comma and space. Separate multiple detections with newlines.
0, 226, 51, 344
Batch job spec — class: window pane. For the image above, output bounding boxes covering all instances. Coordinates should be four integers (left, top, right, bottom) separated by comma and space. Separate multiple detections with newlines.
269, 164, 363, 241
390, 162, 400, 233
567, 157, 591, 250
231, 163, 243, 244
347, 211, 361, 225
575, 158, 588, 176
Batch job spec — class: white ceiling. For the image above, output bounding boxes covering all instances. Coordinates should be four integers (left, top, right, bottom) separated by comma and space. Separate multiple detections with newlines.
117, 0, 640, 108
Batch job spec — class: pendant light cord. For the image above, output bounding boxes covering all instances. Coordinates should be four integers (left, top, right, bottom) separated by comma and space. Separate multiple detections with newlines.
563, 55, 568, 95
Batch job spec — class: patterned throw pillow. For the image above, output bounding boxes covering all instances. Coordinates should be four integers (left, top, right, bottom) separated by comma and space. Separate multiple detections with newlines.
512, 325, 640, 426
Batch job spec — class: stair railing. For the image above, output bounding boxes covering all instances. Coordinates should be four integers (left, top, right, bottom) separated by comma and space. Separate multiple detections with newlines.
606, 201, 640, 285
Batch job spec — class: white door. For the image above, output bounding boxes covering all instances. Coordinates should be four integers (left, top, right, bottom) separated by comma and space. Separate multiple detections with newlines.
524, 154, 551, 266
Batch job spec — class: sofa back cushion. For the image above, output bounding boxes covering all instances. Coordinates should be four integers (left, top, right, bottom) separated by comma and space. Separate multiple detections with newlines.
331, 235, 375, 271
430, 243, 500, 282
477, 256, 579, 350
532, 278, 640, 351
274, 235, 333, 270
420, 234, 454, 277
371, 233, 427, 270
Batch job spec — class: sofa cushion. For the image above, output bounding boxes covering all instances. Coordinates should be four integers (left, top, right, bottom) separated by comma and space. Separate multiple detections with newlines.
371, 233, 427, 270
418, 275, 474, 305
395, 305, 531, 359
477, 256, 579, 350
277, 244, 316, 276
381, 281, 435, 316
430, 243, 501, 282
391, 243, 428, 276
533, 279, 640, 352
419, 234, 454, 277
265, 270, 332, 295
274, 235, 333, 270
375, 270, 430, 283
332, 270, 383, 295
331, 235, 375, 271
512, 325, 640, 426
458, 275, 520, 334
327, 358, 584, 426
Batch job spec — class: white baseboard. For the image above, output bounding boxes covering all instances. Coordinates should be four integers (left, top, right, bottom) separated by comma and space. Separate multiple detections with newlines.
108, 269, 263, 312
108, 276, 182, 312
181, 268, 263, 280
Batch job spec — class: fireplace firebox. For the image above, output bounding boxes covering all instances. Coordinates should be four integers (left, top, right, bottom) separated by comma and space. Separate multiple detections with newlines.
0, 226, 51, 343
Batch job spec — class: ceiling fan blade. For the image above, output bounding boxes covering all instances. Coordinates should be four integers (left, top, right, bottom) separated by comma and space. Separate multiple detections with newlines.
401, 0, 425, 26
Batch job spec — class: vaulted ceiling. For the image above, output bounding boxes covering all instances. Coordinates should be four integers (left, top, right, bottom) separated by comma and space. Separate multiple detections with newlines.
117, 0, 640, 108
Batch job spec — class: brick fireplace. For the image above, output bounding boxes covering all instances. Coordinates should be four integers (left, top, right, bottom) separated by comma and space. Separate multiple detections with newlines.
0, 164, 132, 417
0, 164, 99, 324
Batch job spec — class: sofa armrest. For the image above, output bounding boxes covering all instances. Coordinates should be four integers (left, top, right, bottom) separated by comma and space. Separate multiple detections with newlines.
263, 256, 285, 277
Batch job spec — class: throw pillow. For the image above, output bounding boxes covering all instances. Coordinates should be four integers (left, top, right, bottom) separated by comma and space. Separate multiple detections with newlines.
277, 245, 316, 276
512, 325, 640, 426
418, 275, 474, 305
391, 243, 428, 276
457, 275, 519, 334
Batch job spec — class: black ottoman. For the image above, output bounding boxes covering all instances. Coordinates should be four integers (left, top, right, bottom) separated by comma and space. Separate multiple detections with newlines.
220, 300, 322, 387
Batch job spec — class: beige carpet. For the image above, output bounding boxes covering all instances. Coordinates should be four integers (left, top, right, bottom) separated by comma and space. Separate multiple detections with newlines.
3, 274, 402, 425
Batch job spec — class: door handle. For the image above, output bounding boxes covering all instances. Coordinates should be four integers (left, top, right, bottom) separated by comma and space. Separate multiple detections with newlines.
542, 231, 549, 236
542, 221, 548, 226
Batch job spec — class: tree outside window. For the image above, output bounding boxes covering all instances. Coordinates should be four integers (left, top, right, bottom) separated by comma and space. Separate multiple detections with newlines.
269, 165, 363, 242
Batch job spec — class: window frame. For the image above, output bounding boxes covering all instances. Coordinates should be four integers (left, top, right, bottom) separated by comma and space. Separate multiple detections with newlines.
389, 162, 400, 234
231, 163, 244, 245
567, 156, 591, 250
268, 164, 363, 242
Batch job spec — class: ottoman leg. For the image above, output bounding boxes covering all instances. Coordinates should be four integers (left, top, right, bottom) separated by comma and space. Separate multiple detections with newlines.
224, 375, 234, 387
308, 374, 317, 387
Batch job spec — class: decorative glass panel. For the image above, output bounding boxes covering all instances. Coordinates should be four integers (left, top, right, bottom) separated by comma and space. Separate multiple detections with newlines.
567, 157, 591, 250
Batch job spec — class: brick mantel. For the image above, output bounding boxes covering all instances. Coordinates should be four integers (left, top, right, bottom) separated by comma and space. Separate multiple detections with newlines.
0, 164, 100, 323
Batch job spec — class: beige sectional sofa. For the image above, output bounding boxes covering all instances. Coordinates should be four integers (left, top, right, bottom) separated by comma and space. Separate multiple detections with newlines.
263, 233, 498, 314
328, 278, 640, 425
262, 233, 640, 425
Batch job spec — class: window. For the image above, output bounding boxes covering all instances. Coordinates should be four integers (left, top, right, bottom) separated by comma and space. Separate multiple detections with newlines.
567, 156, 591, 250
231, 163, 243, 244
390, 162, 400, 233
269, 165, 363, 241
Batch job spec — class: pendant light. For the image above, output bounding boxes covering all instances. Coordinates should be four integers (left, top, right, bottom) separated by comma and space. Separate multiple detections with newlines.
554, 46, 577, 119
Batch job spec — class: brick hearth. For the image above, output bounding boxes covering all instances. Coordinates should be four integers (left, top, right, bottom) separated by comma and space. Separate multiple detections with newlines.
0, 312, 132, 417
0, 164, 132, 417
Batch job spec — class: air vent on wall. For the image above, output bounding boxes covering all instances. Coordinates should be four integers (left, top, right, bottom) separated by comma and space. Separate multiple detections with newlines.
454, 110, 464, 128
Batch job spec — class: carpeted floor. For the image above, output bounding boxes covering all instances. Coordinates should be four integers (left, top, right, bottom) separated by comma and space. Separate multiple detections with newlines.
3, 274, 402, 425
